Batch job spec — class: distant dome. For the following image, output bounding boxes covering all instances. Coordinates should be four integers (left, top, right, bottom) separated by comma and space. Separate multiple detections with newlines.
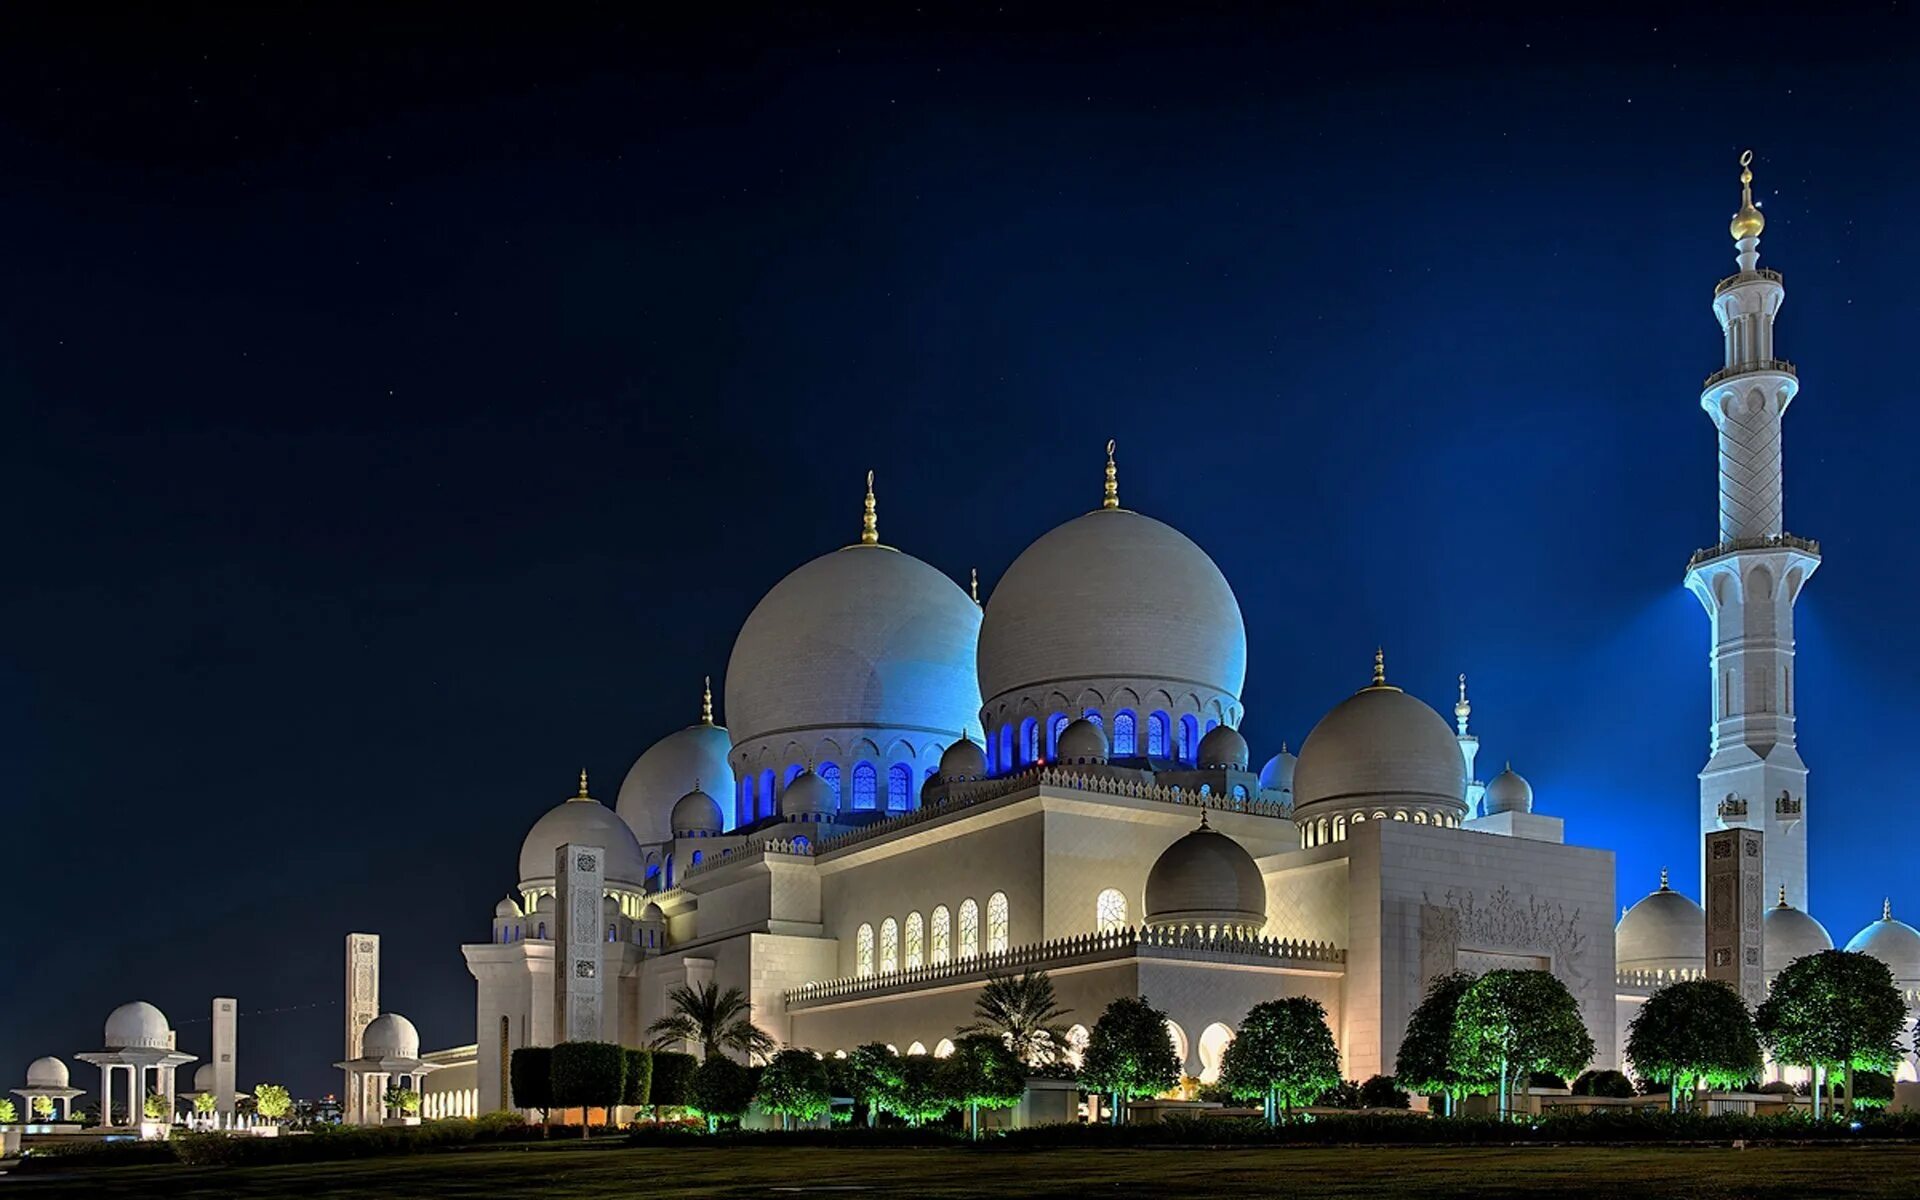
104, 1001, 172, 1051
617, 709, 734, 844
781, 768, 835, 817
1846, 903, 1920, 983
1483, 766, 1534, 815
519, 778, 648, 888
533, 891, 555, 913
494, 896, 523, 918
1765, 897, 1833, 977
1258, 748, 1297, 794
1055, 718, 1108, 764
1196, 724, 1249, 770
978, 507, 1246, 707
641, 901, 665, 922
26, 1057, 69, 1088
670, 787, 724, 835
1292, 662, 1467, 821
726, 540, 982, 753
1144, 818, 1267, 931
360, 1013, 421, 1061
1615, 876, 1705, 975
192, 1064, 216, 1092
938, 735, 988, 782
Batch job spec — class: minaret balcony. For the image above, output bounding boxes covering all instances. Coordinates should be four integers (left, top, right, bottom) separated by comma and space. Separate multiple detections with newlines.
1714, 267, 1784, 296
1703, 359, 1796, 390
1686, 532, 1820, 571
1717, 796, 1749, 822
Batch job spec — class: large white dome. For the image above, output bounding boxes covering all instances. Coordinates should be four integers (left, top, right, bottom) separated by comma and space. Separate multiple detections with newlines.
1845, 904, 1920, 984
1615, 876, 1705, 975
519, 779, 648, 889
104, 1001, 172, 1050
726, 545, 982, 750
1292, 663, 1467, 821
360, 1013, 420, 1061
26, 1056, 69, 1088
1764, 898, 1833, 977
617, 712, 734, 844
1144, 818, 1267, 932
978, 508, 1246, 707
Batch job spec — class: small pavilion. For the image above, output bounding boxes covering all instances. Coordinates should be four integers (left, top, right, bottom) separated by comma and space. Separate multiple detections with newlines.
334, 1013, 439, 1125
11, 1056, 85, 1123
74, 1002, 196, 1129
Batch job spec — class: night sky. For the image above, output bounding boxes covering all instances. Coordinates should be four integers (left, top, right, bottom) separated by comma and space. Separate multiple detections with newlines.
4, 4, 1916, 1099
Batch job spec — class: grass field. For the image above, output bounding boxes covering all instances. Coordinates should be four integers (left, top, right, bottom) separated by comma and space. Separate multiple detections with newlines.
8, 1142, 1920, 1199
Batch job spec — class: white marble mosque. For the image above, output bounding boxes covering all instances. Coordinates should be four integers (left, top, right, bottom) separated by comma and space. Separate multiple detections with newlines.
21, 157, 1918, 1132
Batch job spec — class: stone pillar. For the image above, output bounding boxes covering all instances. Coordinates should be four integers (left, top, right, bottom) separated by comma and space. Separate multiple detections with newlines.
553, 842, 606, 1043
1705, 826, 1766, 1008
344, 934, 380, 1123
99, 1066, 113, 1129
212, 996, 237, 1115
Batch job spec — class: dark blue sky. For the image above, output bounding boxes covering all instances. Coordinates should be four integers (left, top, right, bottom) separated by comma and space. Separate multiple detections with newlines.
3, 4, 1915, 1098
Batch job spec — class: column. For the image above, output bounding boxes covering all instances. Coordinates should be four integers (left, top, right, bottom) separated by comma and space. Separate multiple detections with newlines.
99, 1069, 113, 1129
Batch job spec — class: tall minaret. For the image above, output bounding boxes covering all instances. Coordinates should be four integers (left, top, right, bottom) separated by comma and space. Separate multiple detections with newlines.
1683, 151, 1819, 909
1455, 674, 1485, 816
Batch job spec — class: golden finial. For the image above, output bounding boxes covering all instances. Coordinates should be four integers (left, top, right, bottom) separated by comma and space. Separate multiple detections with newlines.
1372, 647, 1386, 687
1659, 866, 1670, 890
1777, 883, 1789, 909
576, 768, 590, 799
1454, 672, 1471, 730
1102, 439, 1119, 510
700, 676, 714, 725
860, 469, 879, 545
1730, 149, 1765, 242
970, 567, 980, 605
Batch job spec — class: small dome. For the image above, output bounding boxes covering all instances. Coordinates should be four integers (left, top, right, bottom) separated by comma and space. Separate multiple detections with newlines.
641, 901, 665, 922
1196, 724, 1249, 770
192, 1064, 216, 1092
534, 891, 555, 913
518, 778, 649, 888
494, 895, 523, 918
1055, 718, 1108, 764
26, 1057, 69, 1088
1730, 160, 1766, 241
104, 1001, 172, 1051
1292, 663, 1467, 820
781, 768, 835, 817
938, 735, 988, 782
671, 786, 725, 835
602, 892, 621, 913
360, 1013, 421, 1061
1615, 875, 1705, 975
616, 714, 735, 844
1845, 903, 1920, 984
1258, 748, 1297, 794
1144, 818, 1267, 930
1765, 896, 1833, 977
1483, 766, 1534, 815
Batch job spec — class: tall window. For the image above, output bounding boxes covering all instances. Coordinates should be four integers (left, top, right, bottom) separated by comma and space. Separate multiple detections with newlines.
905, 911, 924, 969
930, 905, 951, 963
887, 763, 911, 812
1083, 708, 1102, 728
1048, 714, 1069, 757
820, 762, 841, 805
784, 763, 804, 785
761, 768, 777, 819
1096, 888, 1128, 932
1147, 712, 1170, 757
1179, 715, 1200, 764
1020, 717, 1038, 764
853, 762, 877, 810
958, 899, 980, 960
739, 776, 754, 826
986, 891, 1009, 953
856, 923, 874, 976
1112, 711, 1137, 756
998, 726, 1013, 774
880, 918, 899, 973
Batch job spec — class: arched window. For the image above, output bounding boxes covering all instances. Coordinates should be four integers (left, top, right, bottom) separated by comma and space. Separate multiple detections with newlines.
880, 918, 899, 973
1316, 818, 1328, 844
930, 905, 951, 963
1204, 717, 1220, 735
1333, 815, 1346, 842
1147, 711, 1171, 757
998, 725, 1014, 774
1197, 1023, 1235, 1085
1096, 888, 1128, 932
1414, 810, 1428, 825
1179, 715, 1200, 764
1394, 810, 1408, 822
1165, 1020, 1189, 1070
933, 1037, 956, 1059
820, 762, 841, 805
1064, 1024, 1090, 1068
856, 923, 875, 976
887, 763, 912, 812
905, 911, 924, 969
987, 891, 1009, 953
1230, 783, 1248, 801
1112, 711, 1137, 756
958, 898, 980, 960
691, 850, 703, 866
537, 922, 547, 939
738, 776, 754, 826
665, 853, 675, 888
760, 768, 776, 819
1083, 708, 1102, 728
1048, 714, 1069, 757
646, 861, 661, 890
1020, 717, 1039, 764
1198, 783, 1212, 796
907, 1041, 927, 1056
784, 763, 804, 785
852, 762, 878, 810
792, 835, 810, 852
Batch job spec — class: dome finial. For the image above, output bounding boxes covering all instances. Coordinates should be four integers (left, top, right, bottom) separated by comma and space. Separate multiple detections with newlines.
576, 768, 591, 800
1885, 896, 1894, 921
1198, 809, 1211, 830
1659, 866, 1670, 891
970, 567, 980, 605
1454, 672, 1471, 733
1778, 882, 1789, 909
1102, 439, 1119, 510
860, 469, 879, 545
1372, 647, 1386, 687
1730, 149, 1766, 243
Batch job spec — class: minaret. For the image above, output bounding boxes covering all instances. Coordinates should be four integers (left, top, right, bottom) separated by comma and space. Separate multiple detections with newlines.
1684, 151, 1819, 909
1454, 673, 1485, 816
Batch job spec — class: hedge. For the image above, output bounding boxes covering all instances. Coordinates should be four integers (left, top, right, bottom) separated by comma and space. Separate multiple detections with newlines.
649, 1050, 698, 1109
551, 1041, 627, 1113
18, 1113, 540, 1172
510, 1046, 553, 1113
623, 1048, 654, 1108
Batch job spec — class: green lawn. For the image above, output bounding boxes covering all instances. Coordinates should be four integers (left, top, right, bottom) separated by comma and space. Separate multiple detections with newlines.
9, 1142, 1920, 1199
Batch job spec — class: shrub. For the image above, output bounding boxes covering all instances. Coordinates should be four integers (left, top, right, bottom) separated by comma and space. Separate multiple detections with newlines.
1853, 1070, 1896, 1109
511, 1046, 553, 1128
551, 1042, 627, 1138
627, 1123, 962, 1149
0, 1099, 16, 1123
757, 1049, 831, 1126
649, 1051, 698, 1113
1314, 1080, 1361, 1109
622, 1048, 654, 1109
689, 1056, 757, 1130
253, 1084, 293, 1123
1358, 1075, 1411, 1109
1572, 1069, 1636, 1098
1081, 995, 1182, 1124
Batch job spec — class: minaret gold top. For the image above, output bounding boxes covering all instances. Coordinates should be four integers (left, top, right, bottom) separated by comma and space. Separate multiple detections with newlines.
1730, 149, 1766, 242
860, 469, 879, 545
1102, 439, 1119, 510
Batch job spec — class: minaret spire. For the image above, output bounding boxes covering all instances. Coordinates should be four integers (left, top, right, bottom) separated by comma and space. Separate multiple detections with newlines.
1730, 150, 1766, 271
700, 676, 714, 725
1102, 439, 1119, 510
574, 768, 591, 800
860, 470, 879, 545
1453, 672, 1483, 814
970, 567, 980, 605
1372, 647, 1386, 687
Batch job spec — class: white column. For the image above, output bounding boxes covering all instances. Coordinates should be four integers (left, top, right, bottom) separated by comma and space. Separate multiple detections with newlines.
100, 1070, 113, 1129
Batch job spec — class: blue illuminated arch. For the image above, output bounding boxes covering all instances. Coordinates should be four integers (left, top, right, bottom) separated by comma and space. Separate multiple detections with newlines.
998, 725, 1014, 775
853, 762, 878, 810
1112, 710, 1137, 756
1020, 717, 1039, 765
1147, 712, 1170, 757
1083, 708, 1102, 728
760, 768, 777, 820
821, 762, 841, 806
738, 776, 754, 827
1179, 715, 1200, 765
887, 763, 912, 811
784, 763, 804, 785
1047, 713, 1068, 758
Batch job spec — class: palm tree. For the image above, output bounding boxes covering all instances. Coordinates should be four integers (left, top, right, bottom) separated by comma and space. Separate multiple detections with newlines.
957, 969, 1072, 1067
646, 981, 777, 1063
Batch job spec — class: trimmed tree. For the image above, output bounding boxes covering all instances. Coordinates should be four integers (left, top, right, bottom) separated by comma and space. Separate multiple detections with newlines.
757, 1049, 831, 1129
1757, 949, 1909, 1117
1625, 978, 1763, 1110
956, 970, 1073, 1067
847, 1043, 904, 1128
622, 1049, 654, 1116
1448, 969, 1594, 1120
253, 1084, 293, 1125
647, 1050, 698, 1121
510, 1046, 554, 1131
646, 982, 777, 1064
688, 1055, 756, 1131
550, 1041, 627, 1139
1394, 970, 1481, 1116
1080, 995, 1181, 1125
941, 1035, 1026, 1138
1219, 997, 1342, 1124
888, 1053, 954, 1126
